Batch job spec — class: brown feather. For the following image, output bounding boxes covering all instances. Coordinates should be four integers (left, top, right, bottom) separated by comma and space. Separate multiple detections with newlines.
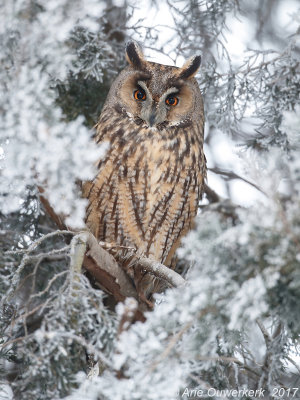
84, 46, 206, 302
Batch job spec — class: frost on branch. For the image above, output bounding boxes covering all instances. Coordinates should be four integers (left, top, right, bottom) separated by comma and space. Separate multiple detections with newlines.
0, 0, 109, 228
69, 231, 186, 313
281, 104, 300, 149
1, 1, 300, 399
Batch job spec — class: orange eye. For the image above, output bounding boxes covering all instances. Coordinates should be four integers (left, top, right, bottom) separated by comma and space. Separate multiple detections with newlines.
134, 89, 146, 101
166, 95, 178, 106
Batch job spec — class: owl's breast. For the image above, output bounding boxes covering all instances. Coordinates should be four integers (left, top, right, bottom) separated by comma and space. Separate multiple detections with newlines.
85, 118, 205, 265
116, 130, 202, 259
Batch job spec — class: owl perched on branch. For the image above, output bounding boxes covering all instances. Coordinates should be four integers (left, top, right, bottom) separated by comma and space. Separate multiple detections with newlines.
84, 41, 206, 305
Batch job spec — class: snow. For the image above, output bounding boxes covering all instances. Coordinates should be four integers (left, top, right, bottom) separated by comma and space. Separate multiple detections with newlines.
281, 105, 300, 148
0, 384, 13, 400
0, 0, 106, 228
1, 1, 299, 398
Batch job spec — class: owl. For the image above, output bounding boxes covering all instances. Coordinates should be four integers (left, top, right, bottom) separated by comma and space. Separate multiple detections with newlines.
84, 41, 206, 306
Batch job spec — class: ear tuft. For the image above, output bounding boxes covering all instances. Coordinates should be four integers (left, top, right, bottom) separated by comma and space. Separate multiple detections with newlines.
178, 55, 201, 79
125, 41, 145, 69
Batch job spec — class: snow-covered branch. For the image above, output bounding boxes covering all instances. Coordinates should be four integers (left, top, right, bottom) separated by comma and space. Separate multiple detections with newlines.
70, 231, 187, 306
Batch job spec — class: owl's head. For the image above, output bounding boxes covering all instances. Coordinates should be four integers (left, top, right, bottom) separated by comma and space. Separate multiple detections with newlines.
106, 41, 203, 129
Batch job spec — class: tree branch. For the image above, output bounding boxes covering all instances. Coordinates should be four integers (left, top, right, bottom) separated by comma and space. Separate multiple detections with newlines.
70, 232, 187, 312
82, 231, 138, 301
137, 257, 186, 288
209, 167, 267, 196
203, 183, 222, 203
39, 188, 187, 308
38, 187, 68, 230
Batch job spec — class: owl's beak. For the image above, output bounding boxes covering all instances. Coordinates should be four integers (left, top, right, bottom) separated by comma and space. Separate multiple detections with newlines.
148, 112, 156, 127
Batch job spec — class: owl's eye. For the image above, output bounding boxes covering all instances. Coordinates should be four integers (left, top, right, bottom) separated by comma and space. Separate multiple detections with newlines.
165, 95, 178, 106
133, 89, 146, 101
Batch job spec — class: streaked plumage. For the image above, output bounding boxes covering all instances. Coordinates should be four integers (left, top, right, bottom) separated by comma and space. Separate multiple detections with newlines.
84, 42, 206, 304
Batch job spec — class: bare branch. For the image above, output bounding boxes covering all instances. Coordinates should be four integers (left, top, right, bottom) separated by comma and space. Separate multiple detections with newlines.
39, 188, 67, 230
5, 232, 73, 255
256, 318, 271, 347
117, 297, 144, 335
286, 356, 300, 375
203, 183, 222, 203
137, 257, 186, 288
209, 167, 267, 196
31, 271, 68, 300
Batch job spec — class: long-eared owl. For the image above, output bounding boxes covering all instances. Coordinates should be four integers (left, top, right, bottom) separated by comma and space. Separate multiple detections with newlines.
84, 42, 206, 304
